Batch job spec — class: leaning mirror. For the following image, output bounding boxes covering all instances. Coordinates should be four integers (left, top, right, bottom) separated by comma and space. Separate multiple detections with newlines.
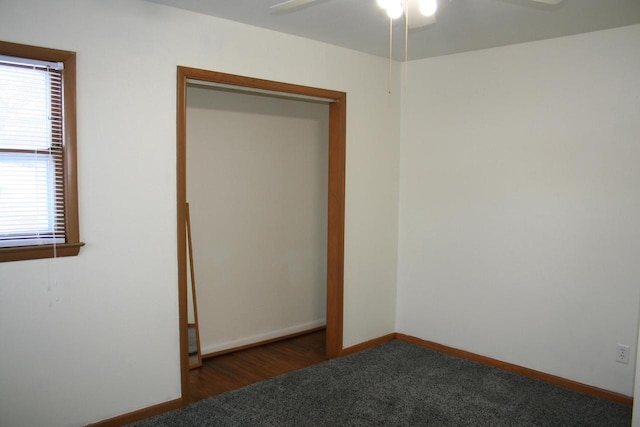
186, 202, 202, 369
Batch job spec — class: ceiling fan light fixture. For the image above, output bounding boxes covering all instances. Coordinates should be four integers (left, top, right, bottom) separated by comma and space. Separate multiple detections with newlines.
386, 0, 404, 19
376, 0, 390, 9
419, 0, 438, 16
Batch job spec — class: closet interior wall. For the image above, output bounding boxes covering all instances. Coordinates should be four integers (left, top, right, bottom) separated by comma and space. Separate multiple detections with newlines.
186, 85, 329, 356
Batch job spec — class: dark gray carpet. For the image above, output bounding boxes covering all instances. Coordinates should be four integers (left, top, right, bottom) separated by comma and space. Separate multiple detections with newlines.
131, 340, 632, 426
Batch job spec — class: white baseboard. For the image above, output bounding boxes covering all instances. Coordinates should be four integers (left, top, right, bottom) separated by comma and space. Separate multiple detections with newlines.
201, 319, 326, 355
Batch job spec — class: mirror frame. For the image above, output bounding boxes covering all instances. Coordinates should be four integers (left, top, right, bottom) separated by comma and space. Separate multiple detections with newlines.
186, 202, 202, 369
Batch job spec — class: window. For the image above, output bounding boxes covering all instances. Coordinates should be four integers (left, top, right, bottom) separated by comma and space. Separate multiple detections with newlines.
0, 41, 83, 262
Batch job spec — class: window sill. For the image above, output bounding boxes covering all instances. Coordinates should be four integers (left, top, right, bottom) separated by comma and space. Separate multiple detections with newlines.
0, 242, 85, 262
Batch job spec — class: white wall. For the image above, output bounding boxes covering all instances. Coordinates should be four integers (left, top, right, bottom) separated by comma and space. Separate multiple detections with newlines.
186, 86, 328, 354
0, 1, 400, 425
397, 25, 640, 396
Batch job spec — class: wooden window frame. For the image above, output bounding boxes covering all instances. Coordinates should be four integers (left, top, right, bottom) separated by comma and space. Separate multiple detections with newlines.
0, 41, 83, 262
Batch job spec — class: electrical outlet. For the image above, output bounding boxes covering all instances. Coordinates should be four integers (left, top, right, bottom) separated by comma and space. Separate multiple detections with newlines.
616, 344, 630, 364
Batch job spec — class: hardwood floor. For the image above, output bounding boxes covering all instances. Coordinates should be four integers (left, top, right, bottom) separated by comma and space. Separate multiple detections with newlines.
188, 330, 327, 404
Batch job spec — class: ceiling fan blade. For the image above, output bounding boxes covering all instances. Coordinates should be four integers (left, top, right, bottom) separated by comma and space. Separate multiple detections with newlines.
408, 13, 436, 29
524, 0, 563, 4
270, 0, 320, 11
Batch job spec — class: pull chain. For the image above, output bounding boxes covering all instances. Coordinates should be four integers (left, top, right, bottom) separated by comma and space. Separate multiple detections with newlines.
388, 17, 393, 94
404, 1, 409, 89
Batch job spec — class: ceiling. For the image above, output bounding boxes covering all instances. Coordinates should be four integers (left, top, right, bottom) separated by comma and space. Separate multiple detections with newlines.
146, 0, 640, 61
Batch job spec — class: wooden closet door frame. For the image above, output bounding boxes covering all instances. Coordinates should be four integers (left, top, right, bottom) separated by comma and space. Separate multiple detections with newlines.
176, 67, 346, 404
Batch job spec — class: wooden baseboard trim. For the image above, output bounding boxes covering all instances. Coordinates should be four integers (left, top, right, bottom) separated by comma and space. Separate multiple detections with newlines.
396, 333, 633, 406
202, 326, 327, 359
88, 398, 183, 427
341, 333, 397, 356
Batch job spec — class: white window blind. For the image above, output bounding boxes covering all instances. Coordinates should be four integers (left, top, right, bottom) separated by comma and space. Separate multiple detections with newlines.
0, 55, 66, 248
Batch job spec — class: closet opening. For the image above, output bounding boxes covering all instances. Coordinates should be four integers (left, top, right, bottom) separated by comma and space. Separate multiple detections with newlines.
176, 67, 346, 404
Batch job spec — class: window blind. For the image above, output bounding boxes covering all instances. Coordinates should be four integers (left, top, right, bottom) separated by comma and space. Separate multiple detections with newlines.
0, 56, 66, 248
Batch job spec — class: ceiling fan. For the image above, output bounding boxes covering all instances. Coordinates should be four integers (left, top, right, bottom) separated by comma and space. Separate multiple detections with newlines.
270, 0, 564, 30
